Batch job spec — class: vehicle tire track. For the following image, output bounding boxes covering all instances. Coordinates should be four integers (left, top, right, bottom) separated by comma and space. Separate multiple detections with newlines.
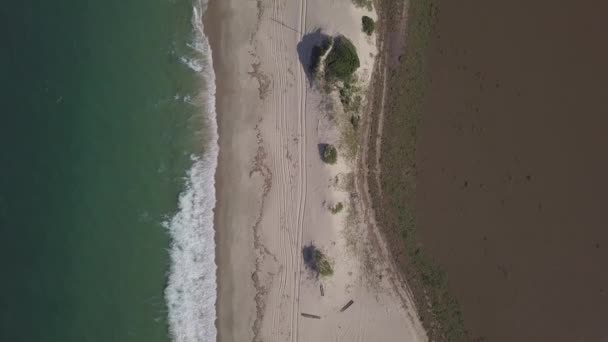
271, 1, 289, 339
292, 0, 308, 341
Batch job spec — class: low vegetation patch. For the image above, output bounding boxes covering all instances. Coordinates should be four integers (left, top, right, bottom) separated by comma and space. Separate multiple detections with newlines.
314, 250, 333, 276
303, 244, 334, 277
362, 16, 375, 35
321, 144, 337, 164
352, 0, 373, 11
340, 114, 360, 160
350, 114, 360, 130
339, 80, 363, 114
329, 202, 344, 214
335, 76, 363, 160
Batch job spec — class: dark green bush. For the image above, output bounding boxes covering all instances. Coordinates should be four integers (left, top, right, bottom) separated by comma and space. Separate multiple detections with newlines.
362, 16, 375, 35
324, 35, 360, 82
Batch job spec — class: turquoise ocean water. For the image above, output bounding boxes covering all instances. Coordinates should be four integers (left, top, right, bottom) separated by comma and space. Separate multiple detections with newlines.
0, 0, 217, 341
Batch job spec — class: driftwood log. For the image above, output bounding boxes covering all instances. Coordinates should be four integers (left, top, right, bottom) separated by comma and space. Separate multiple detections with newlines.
301, 313, 321, 319
340, 300, 354, 312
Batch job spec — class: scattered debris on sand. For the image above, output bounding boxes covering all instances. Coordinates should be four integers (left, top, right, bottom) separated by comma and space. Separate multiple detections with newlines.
301, 313, 322, 319
340, 300, 354, 312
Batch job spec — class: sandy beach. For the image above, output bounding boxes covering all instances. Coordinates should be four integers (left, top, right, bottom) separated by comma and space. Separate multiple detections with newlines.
205, 0, 426, 340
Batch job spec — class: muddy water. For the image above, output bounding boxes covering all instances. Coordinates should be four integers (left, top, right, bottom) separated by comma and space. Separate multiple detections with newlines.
416, 1, 608, 341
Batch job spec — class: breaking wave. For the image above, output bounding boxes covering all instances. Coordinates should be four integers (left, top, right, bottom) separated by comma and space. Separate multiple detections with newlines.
164, 1, 218, 341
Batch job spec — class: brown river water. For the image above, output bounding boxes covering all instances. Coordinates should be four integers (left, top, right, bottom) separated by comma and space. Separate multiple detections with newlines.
416, 1, 608, 340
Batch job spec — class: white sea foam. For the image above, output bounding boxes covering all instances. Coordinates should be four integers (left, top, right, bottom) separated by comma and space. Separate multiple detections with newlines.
165, 1, 218, 341
180, 56, 204, 73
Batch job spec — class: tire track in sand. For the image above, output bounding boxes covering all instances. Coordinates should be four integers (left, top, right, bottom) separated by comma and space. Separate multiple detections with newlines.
267, 0, 304, 340
256, 0, 307, 339
268, 1, 289, 339
292, 0, 308, 340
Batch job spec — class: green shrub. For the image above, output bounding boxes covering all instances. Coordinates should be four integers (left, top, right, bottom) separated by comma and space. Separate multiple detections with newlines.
314, 250, 334, 276
362, 16, 375, 35
324, 35, 360, 82
321, 144, 337, 164
329, 202, 344, 214
303, 244, 334, 277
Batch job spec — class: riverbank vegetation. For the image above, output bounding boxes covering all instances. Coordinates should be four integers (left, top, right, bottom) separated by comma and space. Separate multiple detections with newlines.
367, 0, 469, 340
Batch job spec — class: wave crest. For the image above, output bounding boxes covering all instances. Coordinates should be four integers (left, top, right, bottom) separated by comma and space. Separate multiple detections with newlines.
165, 1, 219, 341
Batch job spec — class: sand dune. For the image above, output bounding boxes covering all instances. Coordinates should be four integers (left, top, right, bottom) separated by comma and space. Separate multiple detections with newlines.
207, 0, 427, 340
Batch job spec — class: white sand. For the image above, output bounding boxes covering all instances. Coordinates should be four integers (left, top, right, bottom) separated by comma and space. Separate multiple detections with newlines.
209, 0, 427, 341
